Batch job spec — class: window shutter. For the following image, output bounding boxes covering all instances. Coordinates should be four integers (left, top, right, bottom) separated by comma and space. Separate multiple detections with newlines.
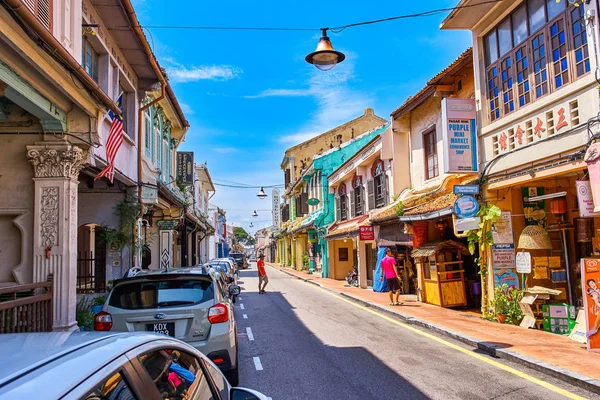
350, 190, 356, 218
367, 179, 375, 211
25, 0, 52, 31
302, 191, 309, 215
335, 196, 341, 221
383, 175, 389, 206
295, 196, 301, 217
357, 187, 363, 215
285, 169, 291, 187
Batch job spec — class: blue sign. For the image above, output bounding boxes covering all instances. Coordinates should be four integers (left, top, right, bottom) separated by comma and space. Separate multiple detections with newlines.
454, 195, 480, 219
453, 185, 480, 195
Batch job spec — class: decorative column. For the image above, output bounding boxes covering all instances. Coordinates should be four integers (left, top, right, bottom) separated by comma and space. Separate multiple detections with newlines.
27, 141, 85, 332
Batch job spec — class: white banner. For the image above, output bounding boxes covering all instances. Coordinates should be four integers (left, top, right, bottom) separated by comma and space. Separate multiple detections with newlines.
576, 180, 600, 218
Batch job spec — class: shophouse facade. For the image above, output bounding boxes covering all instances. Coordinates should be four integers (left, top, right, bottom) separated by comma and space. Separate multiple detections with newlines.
194, 163, 216, 265
0, 0, 190, 330
442, 0, 600, 320
390, 47, 478, 308
278, 108, 387, 270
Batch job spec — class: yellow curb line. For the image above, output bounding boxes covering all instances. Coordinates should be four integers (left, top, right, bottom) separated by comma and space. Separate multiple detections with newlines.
272, 267, 587, 400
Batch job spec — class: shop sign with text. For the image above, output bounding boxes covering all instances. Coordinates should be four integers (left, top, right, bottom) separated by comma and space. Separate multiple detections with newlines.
581, 258, 600, 352
491, 211, 514, 244
441, 98, 478, 174
176, 152, 194, 185
359, 226, 375, 241
576, 180, 600, 218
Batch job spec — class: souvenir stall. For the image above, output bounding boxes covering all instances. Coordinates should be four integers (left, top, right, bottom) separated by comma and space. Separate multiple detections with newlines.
412, 240, 469, 307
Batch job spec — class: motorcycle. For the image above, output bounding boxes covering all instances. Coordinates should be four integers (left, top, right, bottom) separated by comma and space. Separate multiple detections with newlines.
346, 266, 358, 287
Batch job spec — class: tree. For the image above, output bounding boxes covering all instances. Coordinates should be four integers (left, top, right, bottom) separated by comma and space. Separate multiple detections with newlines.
233, 226, 255, 246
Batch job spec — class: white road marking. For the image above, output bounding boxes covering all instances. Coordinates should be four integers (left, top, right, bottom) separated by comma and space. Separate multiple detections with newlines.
253, 356, 263, 371
243, 314, 248, 319
238, 297, 242, 300
246, 327, 254, 341
240, 303, 245, 310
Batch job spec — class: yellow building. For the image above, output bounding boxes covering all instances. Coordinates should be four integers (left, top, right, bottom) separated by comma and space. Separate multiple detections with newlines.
278, 108, 387, 270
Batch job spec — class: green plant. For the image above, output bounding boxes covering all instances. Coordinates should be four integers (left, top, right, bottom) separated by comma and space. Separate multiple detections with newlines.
465, 204, 502, 318
92, 296, 106, 307
490, 284, 510, 315
76, 297, 94, 331
302, 252, 310, 267
395, 201, 404, 216
506, 287, 524, 325
276, 257, 280, 263
98, 197, 140, 250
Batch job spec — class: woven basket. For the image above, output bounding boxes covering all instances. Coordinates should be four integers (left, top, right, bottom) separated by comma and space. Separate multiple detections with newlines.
517, 224, 552, 250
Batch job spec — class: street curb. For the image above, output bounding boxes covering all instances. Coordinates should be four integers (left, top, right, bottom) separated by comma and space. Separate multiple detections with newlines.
270, 265, 600, 394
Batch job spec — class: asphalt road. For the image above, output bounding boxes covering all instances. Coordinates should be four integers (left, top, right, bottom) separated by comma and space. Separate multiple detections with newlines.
233, 263, 595, 400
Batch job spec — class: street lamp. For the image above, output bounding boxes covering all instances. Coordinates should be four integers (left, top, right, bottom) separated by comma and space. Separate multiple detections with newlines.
257, 187, 267, 199
305, 29, 346, 71
250, 222, 254, 228
252, 210, 258, 217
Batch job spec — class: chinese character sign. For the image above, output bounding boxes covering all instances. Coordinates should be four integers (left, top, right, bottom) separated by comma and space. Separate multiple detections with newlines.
272, 188, 281, 228
441, 98, 478, 174
581, 259, 600, 352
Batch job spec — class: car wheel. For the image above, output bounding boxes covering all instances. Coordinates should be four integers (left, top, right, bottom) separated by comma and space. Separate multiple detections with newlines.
224, 365, 239, 386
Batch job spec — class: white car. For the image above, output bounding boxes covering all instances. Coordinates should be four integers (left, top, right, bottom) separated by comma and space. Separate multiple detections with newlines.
0, 332, 268, 399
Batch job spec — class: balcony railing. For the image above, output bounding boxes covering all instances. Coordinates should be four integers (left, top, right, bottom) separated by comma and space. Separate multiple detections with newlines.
0, 280, 53, 333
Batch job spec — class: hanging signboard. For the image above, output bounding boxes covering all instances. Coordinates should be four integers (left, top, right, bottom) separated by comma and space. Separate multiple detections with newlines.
584, 142, 600, 212
491, 211, 514, 244
576, 180, 600, 218
453, 185, 480, 195
140, 185, 158, 204
272, 188, 281, 228
176, 152, 194, 185
516, 252, 532, 274
157, 220, 178, 230
522, 187, 547, 227
454, 216, 480, 233
453, 195, 479, 219
581, 258, 600, 352
441, 98, 478, 174
359, 226, 375, 241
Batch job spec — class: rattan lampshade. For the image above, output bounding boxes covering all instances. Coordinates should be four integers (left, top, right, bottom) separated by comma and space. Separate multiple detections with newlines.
517, 224, 553, 250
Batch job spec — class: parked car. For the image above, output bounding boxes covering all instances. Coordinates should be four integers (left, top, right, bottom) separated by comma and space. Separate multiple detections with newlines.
94, 266, 241, 385
209, 259, 237, 283
0, 332, 268, 399
249, 254, 257, 262
228, 253, 247, 270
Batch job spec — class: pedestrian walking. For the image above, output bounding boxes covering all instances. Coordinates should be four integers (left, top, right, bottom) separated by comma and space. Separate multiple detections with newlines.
257, 254, 269, 294
380, 248, 403, 305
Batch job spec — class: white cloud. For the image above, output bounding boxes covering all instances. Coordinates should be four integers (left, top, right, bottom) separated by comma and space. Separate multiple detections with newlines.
245, 89, 312, 99
247, 55, 374, 145
163, 57, 242, 83
180, 103, 194, 115
214, 147, 239, 154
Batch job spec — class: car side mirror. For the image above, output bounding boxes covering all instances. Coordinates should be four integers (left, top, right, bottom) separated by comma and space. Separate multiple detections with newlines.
230, 387, 268, 400
229, 285, 241, 296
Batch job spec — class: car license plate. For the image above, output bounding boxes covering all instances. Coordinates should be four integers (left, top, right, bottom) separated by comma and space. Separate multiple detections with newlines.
146, 322, 175, 336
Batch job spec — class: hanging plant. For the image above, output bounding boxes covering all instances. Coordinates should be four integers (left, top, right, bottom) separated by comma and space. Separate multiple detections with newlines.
465, 204, 501, 318
98, 197, 141, 251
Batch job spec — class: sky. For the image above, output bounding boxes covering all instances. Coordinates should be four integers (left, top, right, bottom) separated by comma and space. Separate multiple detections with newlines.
131, 0, 471, 234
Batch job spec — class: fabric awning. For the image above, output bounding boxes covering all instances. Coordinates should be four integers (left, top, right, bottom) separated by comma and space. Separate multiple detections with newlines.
399, 207, 453, 222
325, 215, 369, 240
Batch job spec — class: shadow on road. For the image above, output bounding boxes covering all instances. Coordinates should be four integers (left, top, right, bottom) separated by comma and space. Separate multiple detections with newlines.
235, 273, 429, 400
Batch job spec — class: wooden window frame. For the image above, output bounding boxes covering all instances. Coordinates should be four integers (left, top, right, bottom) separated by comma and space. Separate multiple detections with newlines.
25, 0, 53, 31
82, 38, 99, 83
339, 184, 348, 221
482, 1, 588, 123
423, 128, 439, 181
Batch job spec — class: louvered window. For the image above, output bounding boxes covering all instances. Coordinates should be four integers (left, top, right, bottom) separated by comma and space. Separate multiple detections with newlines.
24, 0, 52, 31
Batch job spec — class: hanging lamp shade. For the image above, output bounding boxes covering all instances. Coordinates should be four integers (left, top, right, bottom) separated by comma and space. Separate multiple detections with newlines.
517, 225, 553, 250
305, 29, 346, 71
257, 187, 267, 199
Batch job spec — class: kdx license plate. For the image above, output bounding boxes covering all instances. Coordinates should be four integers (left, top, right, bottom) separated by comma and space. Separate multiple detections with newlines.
146, 322, 175, 336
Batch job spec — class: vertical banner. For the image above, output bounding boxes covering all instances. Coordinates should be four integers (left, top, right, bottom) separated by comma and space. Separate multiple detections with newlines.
576, 180, 600, 218
441, 98, 478, 174
581, 259, 600, 352
176, 152, 194, 185
272, 188, 281, 228
522, 187, 547, 227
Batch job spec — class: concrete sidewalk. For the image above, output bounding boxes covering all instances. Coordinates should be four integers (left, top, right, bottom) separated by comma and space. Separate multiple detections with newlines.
267, 263, 600, 394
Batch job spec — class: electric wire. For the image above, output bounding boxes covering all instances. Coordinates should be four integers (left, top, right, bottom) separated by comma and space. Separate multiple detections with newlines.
105, 0, 502, 33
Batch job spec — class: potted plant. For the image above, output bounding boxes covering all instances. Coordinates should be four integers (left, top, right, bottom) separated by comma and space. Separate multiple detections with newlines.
91, 295, 106, 315
506, 288, 524, 325
491, 284, 510, 323
76, 297, 94, 331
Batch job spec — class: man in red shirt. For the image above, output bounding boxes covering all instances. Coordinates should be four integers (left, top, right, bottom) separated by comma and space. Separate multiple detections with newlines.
257, 254, 269, 294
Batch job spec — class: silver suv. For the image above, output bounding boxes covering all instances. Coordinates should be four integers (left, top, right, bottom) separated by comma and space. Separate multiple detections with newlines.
94, 266, 241, 385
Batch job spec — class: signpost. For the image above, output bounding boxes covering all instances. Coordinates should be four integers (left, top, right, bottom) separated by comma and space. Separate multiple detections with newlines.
453, 185, 480, 195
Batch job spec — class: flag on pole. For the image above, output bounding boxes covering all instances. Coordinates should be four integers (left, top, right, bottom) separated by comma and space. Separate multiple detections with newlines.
95, 94, 124, 183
